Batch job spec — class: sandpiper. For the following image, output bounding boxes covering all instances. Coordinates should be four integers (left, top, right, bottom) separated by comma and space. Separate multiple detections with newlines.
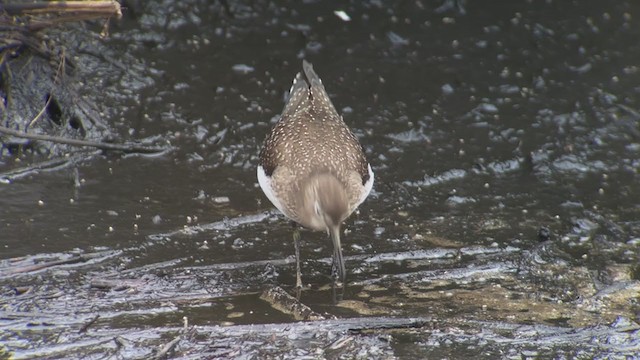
257, 60, 374, 287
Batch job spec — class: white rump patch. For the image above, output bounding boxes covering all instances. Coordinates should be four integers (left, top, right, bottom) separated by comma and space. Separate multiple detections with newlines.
257, 165, 286, 215
357, 164, 374, 207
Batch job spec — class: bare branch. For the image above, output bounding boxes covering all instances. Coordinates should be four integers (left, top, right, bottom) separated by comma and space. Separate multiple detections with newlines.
0, 125, 169, 154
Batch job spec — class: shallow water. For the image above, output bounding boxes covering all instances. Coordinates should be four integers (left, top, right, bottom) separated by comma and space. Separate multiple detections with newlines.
1, 0, 639, 358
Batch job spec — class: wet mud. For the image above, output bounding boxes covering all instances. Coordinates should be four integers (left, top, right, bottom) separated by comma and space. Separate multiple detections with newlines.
1, 0, 639, 358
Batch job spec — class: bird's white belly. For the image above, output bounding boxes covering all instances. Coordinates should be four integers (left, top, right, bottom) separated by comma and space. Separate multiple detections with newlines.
259, 164, 374, 217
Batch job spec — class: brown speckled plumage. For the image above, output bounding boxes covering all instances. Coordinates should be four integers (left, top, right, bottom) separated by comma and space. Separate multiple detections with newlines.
257, 60, 373, 281
259, 61, 369, 220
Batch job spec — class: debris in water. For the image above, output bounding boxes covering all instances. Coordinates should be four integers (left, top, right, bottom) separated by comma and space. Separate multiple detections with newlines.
232, 64, 255, 74
334, 10, 351, 22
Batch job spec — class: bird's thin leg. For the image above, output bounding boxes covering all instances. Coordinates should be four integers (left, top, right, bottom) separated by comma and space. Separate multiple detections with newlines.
330, 258, 344, 304
330, 247, 345, 284
331, 256, 339, 281
331, 279, 344, 303
328, 226, 346, 286
293, 228, 302, 297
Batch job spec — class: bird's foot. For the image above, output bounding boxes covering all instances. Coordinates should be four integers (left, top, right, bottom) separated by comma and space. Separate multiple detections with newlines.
331, 277, 344, 304
293, 228, 303, 299
330, 257, 345, 288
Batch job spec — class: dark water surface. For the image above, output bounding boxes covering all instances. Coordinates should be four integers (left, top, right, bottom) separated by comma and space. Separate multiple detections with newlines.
1, 0, 639, 358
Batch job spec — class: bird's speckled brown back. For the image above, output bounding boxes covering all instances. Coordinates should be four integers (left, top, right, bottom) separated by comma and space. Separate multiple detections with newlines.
259, 61, 370, 222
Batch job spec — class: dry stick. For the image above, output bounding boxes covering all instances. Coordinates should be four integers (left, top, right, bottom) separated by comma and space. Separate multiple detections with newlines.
21, 14, 120, 32
0, 152, 97, 183
207, 316, 431, 334
8, 255, 89, 274
26, 57, 62, 131
1, 1, 122, 18
8, 251, 114, 274
1, 2, 122, 33
0, 126, 168, 154
90, 278, 135, 291
78, 314, 100, 334
260, 285, 328, 321
151, 335, 181, 360
152, 320, 196, 360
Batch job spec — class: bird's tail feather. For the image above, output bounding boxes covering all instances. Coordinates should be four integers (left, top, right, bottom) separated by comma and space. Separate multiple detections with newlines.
302, 60, 338, 114
281, 69, 310, 118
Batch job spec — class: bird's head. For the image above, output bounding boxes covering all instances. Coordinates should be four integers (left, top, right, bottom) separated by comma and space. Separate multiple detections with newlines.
297, 172, 348, 232
296, 172, 348, 280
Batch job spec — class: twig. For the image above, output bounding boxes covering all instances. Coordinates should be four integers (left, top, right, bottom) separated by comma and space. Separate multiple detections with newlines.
90, 278, 134, 291
347, 318, 431, 334
151, 335, 181, 360
27, 49, 66, 131
0, 152, 97, 183
8, 255, 89, 274
1, 1, 122, 19
78, 314, 100, 333
113, 336, 127, 349
260, 285, 328, 321
5, 251, 114, 274
0, 125, 168, 154
207, 316, 431, 334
